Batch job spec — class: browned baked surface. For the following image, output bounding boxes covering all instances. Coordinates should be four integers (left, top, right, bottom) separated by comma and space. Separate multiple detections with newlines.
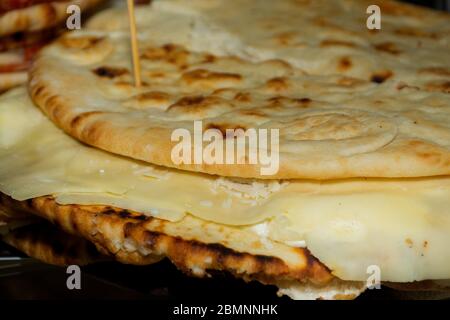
2, 221, 107, 266
30, 0, 450, 179
0, 193, 341, 287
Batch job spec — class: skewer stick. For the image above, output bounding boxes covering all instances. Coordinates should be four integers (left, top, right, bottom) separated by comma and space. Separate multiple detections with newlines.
127, 0, 142, 87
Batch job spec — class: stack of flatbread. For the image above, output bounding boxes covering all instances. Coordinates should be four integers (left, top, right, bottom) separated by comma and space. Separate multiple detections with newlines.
1, 0, 450, 299
0, 0, 105, 92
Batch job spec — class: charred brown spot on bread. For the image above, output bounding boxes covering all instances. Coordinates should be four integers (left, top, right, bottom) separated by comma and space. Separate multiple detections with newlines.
268, 96, 312, 108
59, 36, 104, 50
116, 209, 150, 222
202, 54, 216, 63
25, 198, 34, 208
337, 57, 352, 71
368, 28, 381, 35
234, 92, 252, 102
118, 210, 133, 219
370, 70, 394, 84
166, 95, 230, 114
162, 44, 177, 52
238, 109, 267, 117
69, 211, 79, 233
123, 222, 136, 238
141, 47, 168, 60
142, 44, 189, 67
44, 95, 65, 121
141, 230, 289, 277
147, 71, 167, 79
129, 91, 172, 108
101, 208, 116, 216
134, 214, 150, 222
112, 81, 136, 91
407, 140, 447, 165
374, 42, 402, 55
0, 29, 57, 52
70, 111, 105, 129
297, 98, 312, 107
405, 238, 414, 248
142, 44, 182, 58
31, 84, 45, 99
168, 96, 206, 109
416, 150, 445, 164
181, 69, 242, 87
93, 66, 129, 79
273, 31, 297, 45
266, 77, 289, 92
142, 230, 164, 248
303, 248, 333, 284
320, 39, 357, 48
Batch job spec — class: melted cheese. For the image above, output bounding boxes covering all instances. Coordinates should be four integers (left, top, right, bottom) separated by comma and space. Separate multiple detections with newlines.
1, 88, 450, 282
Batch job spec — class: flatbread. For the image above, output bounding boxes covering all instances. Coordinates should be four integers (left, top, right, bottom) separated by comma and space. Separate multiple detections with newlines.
30, 0, 450, 179
0, 193, 365, 300
0, 0, 105, 37
0, 0, 105, 92
1, 220, 107, 266
3, 87, 450, 283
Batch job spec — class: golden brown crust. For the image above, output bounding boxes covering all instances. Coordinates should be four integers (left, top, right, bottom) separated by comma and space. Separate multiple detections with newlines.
30, 0, 450, 179
384, 281, 450, 292
0, 193, 334, 286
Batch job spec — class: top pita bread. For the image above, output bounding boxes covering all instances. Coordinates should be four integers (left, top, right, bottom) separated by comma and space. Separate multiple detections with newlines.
0, 0, 104, 37
30, 0, 450, 179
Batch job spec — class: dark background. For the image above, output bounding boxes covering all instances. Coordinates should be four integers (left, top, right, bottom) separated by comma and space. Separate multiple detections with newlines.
402, 0, 450, 11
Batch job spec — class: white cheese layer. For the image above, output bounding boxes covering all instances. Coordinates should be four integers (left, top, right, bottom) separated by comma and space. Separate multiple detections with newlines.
1, 88, 450, 282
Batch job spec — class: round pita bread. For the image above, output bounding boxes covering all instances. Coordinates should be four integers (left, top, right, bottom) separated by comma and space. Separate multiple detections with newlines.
30, 0, 450, 179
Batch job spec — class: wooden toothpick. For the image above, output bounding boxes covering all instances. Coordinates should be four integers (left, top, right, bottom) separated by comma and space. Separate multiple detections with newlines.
127, 0, 142, 87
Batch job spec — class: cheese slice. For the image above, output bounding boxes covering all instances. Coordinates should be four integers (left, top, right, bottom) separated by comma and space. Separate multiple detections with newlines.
1, 87, 450, 282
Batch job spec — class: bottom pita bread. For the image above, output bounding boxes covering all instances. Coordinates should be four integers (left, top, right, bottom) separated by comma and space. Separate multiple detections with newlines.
0, 193, 365, 300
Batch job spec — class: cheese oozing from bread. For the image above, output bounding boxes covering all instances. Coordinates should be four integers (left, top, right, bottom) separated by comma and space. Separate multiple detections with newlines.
1, 88, 450, 282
